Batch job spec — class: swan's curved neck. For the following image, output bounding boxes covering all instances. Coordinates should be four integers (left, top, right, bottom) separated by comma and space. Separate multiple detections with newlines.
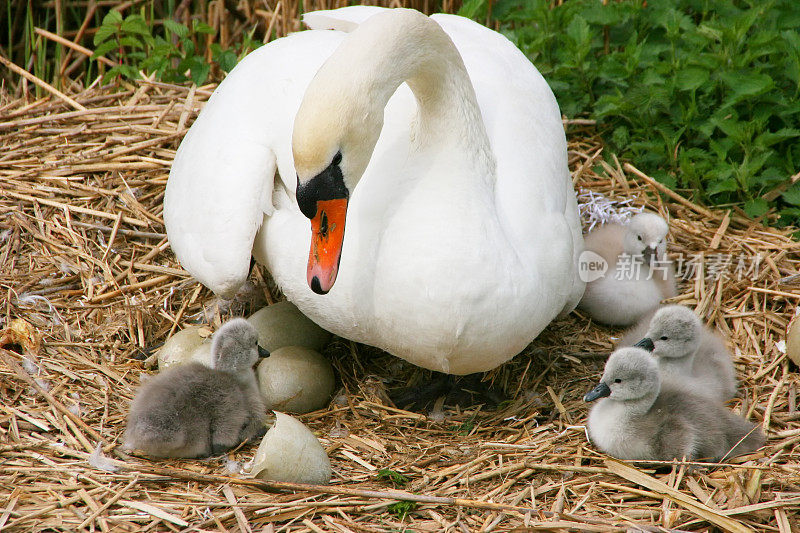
305, 10, 494, 172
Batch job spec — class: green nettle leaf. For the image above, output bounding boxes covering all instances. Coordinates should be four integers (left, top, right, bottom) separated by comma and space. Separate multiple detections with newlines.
93, 25, 116, 46
579, 3, 620, 25
102, 63, 137, 82
193, 20, 215, 34
119, 36, 145, 49
121, 15, 151, 36
101, 10, 123, 27
641, 69, 666, 87
191, 61, 211, 86
744, 198, 770, 218
102, 66, 122, 83
612, 125, 630, 148
779, 209, 800, 228
92, 40, 119, 58
675, 67, 709, 91
697, 23, 723, 42
708, 177, 739, 196
163, 19, 189, 39
565, 16, 591, 48
782, 182, 800, 206
712, 118, 749, 145
457, 0, 487, 19
719, 71, 774, 106
757, 128, 800, 148
212, 44, 238, 72
651, 170, 677, 189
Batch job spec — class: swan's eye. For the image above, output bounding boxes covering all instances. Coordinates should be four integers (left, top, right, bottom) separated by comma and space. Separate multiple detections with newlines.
660, 336, 668, 341
614, 378, 622, 383
637, 235, 642, 241
332, 151, 342, 166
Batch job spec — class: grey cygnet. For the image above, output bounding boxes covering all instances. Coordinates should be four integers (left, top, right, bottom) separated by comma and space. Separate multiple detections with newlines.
123, 318, 268, 458
631, 305, 737, 401
584, 347, 763, 462
578, 212, 677, 326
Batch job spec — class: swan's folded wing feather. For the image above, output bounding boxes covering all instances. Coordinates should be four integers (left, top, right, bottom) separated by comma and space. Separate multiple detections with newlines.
165, 97, 275, 298
302, 6, 388, 32
165, 33, 342, 298
433, 13, 585, 315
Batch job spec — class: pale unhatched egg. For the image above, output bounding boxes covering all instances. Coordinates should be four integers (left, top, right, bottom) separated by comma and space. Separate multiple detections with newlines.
156, 326, 214, 370
256, 346, 335, 414
247, 301, 331, 352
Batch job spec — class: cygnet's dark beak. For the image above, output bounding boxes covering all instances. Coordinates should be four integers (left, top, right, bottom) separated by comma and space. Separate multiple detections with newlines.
634, 337, 655, 352
257, 345, 270, 358
642, 246, 657, 266
584, 382, 611, 402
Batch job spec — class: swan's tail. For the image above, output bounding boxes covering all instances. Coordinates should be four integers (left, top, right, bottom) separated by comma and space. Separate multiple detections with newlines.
302, 6, 388, 32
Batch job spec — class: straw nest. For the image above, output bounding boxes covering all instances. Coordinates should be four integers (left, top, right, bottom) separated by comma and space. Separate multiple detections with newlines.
1, 77, 799, 532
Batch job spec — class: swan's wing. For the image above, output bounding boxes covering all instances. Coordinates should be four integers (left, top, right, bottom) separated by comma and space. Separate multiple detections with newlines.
164, 32, 343, 298
433, 13, 586, 313
302, 6, 388, 32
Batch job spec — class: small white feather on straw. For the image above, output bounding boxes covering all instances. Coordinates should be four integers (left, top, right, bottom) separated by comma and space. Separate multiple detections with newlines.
89, 443, 119, 473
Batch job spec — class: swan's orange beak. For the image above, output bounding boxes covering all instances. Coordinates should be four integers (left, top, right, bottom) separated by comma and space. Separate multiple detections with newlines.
307, 198, 348, 294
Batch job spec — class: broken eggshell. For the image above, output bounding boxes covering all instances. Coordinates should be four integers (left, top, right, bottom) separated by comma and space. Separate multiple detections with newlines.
251, 412, 331, 484
256, 346, 335, 413
786, 315, 800, 368
157, 326, 213, 371
247, 301, 331, 352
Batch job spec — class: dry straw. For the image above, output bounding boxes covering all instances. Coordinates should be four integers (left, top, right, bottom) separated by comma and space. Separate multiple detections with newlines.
1, 5, 800, 533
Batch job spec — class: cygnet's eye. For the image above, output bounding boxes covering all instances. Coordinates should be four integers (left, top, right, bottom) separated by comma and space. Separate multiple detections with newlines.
614, 378, 622, 384
659, 336, 668, 341
637, 235, 642, 241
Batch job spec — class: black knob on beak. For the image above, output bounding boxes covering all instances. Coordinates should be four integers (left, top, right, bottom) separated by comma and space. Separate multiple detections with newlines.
584, 382, 611, 402
634, 337, 655, 352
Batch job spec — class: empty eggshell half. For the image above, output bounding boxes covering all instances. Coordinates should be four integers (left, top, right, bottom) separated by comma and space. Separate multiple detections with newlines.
786, 316, 800, 367
247, 301, 331, 352
157, 326, 213, 370
256, 347, 335, 413
251, 412, 331, 484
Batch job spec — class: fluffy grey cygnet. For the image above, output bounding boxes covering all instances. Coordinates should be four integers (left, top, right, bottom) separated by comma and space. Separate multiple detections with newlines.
578, 212, 677, 326
584, 347, 764, 462
123, 318, 267, 458
627, 305, 737, 401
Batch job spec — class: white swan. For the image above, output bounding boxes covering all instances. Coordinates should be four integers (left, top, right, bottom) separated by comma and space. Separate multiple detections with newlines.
164, 7, 584, 374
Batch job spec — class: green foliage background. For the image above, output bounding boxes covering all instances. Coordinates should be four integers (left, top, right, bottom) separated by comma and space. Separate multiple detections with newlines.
5, 0, 799, 228
462, 0, 800, 226
91, 10, 254, 85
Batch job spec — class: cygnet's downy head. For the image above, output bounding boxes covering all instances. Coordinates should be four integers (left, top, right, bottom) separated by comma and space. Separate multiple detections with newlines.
212, 318, 268, 374
623, 212, 669, 265
634, 305, 702, 360
584, 348, 661, 402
